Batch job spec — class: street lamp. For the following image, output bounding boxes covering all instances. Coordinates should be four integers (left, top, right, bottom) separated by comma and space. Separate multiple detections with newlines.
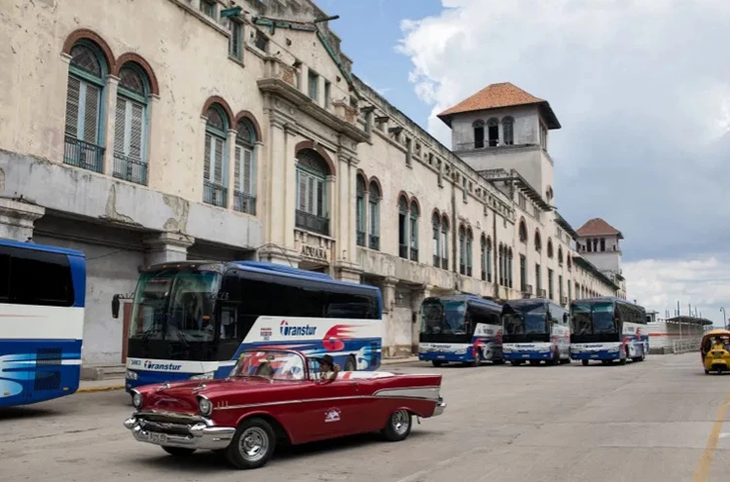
721, 307, 727, 330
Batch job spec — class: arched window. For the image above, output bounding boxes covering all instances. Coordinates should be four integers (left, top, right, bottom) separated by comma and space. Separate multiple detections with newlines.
113, 63, 150, 185
64, 41, 109, 173
519, 219, 528, 243
558, 247, 564, 266
296, 148, 330, 235
547, 239, 554, 258
487, 118, 499, 147
567, 255, 572, 271
473, 120, 485, 149
368, 181, 381, 250
466, 228, 473, 277
432, 212, 441, 267
458, 226, 466, 275
409, 199, 420, 262
502, 116, 514, 145
203, 105, 229, 207
234, 118, 258, 214
482, 236, 492, 282
398, 195, 409, 259
356, 175, 366, 247
534, 230, 542, 253
498, 244, 505, 286
507, 248, 513, 288
441, 215, 450, 270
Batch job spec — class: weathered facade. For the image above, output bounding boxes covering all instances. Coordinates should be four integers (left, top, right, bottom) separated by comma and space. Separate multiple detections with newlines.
0, 0, 622, 366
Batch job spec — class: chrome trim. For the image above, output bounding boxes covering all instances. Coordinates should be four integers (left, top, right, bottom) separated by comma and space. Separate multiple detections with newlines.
124, 413, 235, 451
373, 386, 440, 401
131, 410, 210, 424
433, 399, 446, 417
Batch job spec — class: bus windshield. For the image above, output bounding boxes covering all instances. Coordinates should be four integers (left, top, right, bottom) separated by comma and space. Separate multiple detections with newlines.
128, 269, 222, 343
571, 302, 616, 334
420, 299, 469, 335
503, 303, 548, 335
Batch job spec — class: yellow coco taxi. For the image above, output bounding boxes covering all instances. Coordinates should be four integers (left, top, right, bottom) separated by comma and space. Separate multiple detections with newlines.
700, 329, 730, 374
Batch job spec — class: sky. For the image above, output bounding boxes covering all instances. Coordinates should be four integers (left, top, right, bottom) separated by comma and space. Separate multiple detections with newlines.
317, 0, 730, 326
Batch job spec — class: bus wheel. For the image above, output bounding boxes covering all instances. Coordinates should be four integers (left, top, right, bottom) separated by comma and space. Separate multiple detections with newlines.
510, 361, 521, 366
582, 360, 589, 366
345, 356, 356, 371
493, 358, 506, 365
432, 360, 445, 367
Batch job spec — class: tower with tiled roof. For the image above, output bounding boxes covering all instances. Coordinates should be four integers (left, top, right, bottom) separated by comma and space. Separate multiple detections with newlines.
576, 218, 627, 298
438, 82, 560, 206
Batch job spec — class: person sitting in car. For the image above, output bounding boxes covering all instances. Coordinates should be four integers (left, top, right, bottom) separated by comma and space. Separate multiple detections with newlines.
318, 354, 341, 381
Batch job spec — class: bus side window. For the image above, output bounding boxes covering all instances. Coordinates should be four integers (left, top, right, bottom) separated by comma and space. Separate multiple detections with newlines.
0, 253, 8, 302
325, 292, 377, 319
9, 249, 73, 307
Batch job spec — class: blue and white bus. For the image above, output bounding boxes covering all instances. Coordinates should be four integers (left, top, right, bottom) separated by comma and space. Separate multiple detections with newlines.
501, 298, 571, 366
115, 261, 383, 392
418, 294, 504, 367
569, 297, 648, 365
0, 239, 86, 407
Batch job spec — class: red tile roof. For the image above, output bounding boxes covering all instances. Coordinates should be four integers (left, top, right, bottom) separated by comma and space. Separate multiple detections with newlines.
437, 82, 561, 128
576, 218, 623, 239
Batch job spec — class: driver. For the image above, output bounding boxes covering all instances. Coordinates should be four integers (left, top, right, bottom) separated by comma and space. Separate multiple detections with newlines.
319, 354, 341, 381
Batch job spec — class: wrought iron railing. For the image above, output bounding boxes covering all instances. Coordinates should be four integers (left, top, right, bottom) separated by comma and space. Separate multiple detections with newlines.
369, 234, 379, 250
204, 181, 227, 207
441, 257, 449, 270
295, 210, 329, 235
356, 231, 366, 247
399, 244, 408, 259
410, 247, 418, 262
434, 255, 441, 267
233, 191, 256, 215
64, 135, 104, 173
113, 151, 148, 185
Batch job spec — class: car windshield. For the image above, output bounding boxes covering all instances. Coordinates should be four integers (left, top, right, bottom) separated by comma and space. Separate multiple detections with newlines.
420, 299, 468, 335
230, 350, 306, 381
128, 269, 222, 343
503, 303, 548, 335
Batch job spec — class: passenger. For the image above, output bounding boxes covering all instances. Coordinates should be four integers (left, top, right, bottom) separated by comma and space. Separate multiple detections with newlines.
318, 354, 341, 381
711, 337, 725, 352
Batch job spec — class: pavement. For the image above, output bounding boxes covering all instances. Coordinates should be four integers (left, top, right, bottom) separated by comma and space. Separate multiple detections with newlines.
76, 356, 420, 393
2, 353, 729, 481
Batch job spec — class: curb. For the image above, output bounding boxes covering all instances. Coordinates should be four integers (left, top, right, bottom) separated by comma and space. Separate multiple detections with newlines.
77, 384, 126, 393
381, 357, 419, 366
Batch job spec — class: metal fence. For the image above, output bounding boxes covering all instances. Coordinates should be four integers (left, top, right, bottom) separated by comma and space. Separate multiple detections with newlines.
672, 337, 702, 354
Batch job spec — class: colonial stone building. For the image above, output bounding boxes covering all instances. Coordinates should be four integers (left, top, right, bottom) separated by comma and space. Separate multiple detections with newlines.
0, 0, 623, 367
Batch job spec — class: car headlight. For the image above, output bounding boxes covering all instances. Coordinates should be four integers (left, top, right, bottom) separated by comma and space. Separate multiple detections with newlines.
126, 370, 138, 380
132, 390, 143, 409
198, 397, 213, 416
189, 372, 215, 380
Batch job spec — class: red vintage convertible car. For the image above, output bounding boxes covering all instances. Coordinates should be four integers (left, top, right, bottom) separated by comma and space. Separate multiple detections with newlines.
123, 348, 446, 469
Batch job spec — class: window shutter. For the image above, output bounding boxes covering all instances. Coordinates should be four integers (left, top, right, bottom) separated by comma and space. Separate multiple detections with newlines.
243, 148, 252, 194
234, 146, 242, 191
130, 102, 144, 161
204, 133, 212, 181
298, 171, 307, 210
83, 83, 100, 144
65, 77, 80, 138
214, 137, 224, 183
114, 97, 127, 155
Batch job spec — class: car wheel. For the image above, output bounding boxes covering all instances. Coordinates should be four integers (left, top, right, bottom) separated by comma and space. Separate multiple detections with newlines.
345, 356, 356, 371
162, 446, 196, 456
705, 369, 710, 374
225, 418, 276, 470
382, 409, 412, 442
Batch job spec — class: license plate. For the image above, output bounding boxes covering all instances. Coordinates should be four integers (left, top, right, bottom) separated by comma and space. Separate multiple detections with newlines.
522, 354, 529, 358
591, 354, 599, 358
150, 433, 168, 443
437, 355, 445, 359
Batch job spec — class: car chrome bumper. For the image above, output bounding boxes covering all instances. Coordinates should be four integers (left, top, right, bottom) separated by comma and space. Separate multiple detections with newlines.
123, 413, 235, 451
433, 398, 446, 416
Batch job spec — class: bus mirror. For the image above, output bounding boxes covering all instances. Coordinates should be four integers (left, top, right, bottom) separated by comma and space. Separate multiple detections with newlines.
112, 294, 120, 319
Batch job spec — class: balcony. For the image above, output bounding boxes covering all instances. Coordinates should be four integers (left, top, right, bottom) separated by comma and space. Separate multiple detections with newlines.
64, 135, 104, 173
233, 191, 256, 215
399, 244, 408, 259
113, 151, 147, 185
203, 181, 227, 208
369, 234, 380, 251
410, 247, 419, 262
295, 210, 329, 236
356, 230, 366, 247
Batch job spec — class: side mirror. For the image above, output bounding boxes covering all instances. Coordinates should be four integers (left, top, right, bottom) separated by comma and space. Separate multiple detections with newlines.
111, 294, 120, 319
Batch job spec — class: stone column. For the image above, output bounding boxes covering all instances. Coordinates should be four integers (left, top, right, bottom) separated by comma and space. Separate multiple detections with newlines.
143, 232, 194, 267
282, 123, 298, 247
266, 119, 287, 244
411, 285, 429, 355
0, 199, 45, 241
381, 277, 398, 359
103, 75, 120, 176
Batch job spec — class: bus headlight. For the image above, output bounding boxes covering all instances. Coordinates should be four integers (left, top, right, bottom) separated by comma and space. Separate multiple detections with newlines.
132, 390, 143, 409
198, 397, 213, 416
189, 372, 215, 380
125, 370, 138, 380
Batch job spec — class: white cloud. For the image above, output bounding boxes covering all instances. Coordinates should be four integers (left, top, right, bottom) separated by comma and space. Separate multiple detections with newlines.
624, 255, 730, 327
395, 0, 730, 315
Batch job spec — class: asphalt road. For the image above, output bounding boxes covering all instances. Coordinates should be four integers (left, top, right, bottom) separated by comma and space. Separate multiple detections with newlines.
1, 353, 728, 482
